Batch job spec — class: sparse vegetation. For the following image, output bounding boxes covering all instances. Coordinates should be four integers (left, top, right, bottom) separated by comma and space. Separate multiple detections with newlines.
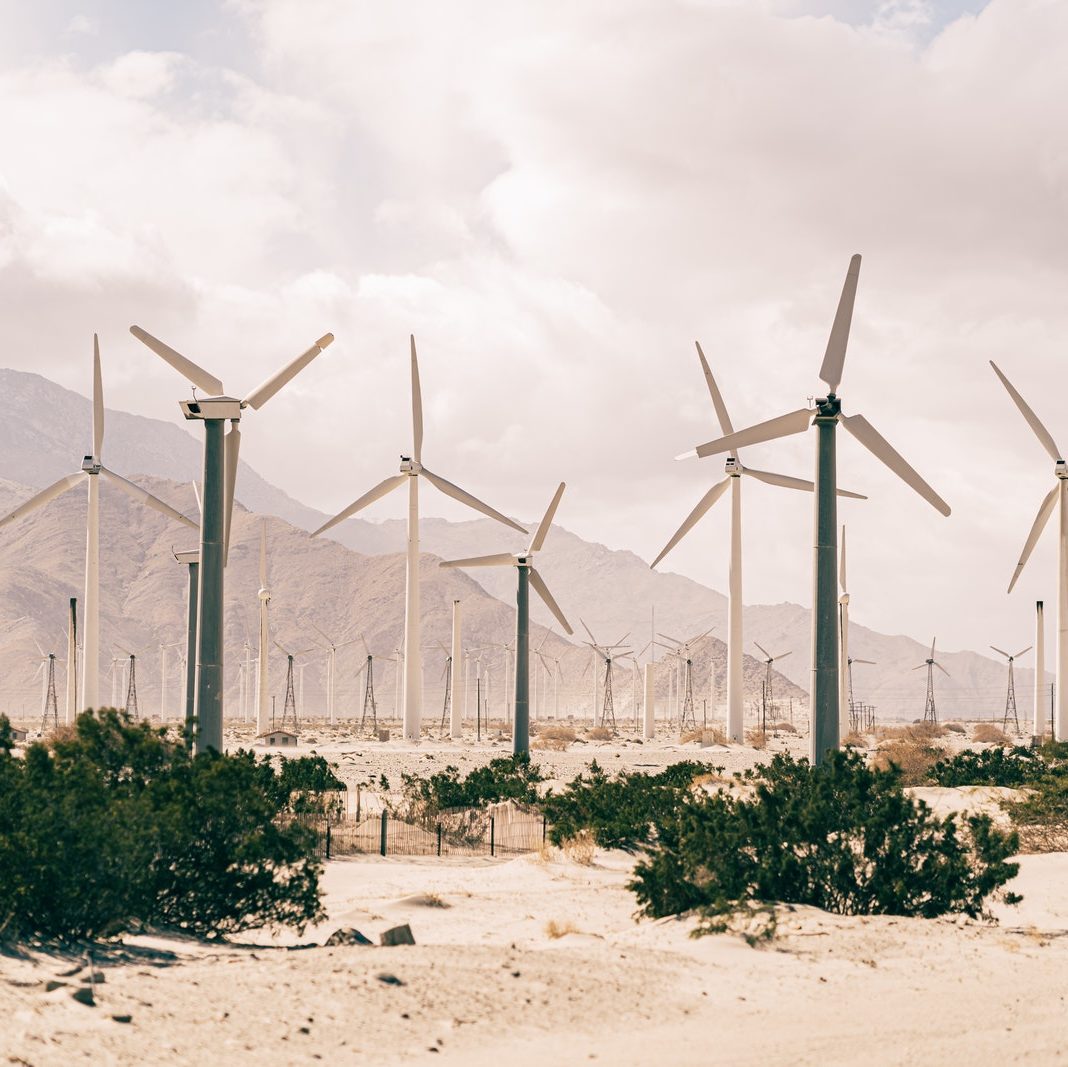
400, 753, 544, 823
945, 723, 967, 734
930, 746, 1045, 788
746, 729, 768, 750
629, 751, 1020, 932
681, 728, 727, 746
877, 722, 947, 742
545, 918, 581, 938
561, 829, 596, 865
972, 724, 1012, 745
872, 739, 941, 785
841, 730, 867, 748
768, 721, 798, 734
586, 726, 614, 741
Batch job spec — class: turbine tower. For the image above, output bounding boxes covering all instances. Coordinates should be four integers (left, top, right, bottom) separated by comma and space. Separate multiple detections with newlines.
275, 642, 314, 732
0, 337, 195, 714
653, 344, 863, 743
580, 620, 634, 733
130, 325, 333, 753
914, 638, 948, 724
754, 642, 792, 717
656, 631, 712, 733
34, 643, 60, 734
356, 634, 381, 734
838, 526, 850, 737
123, 652, 139, 718
441, 483, 572, 754
845, 655, 876, 732
314, 336, 525, 742
679, 256, 950, 763
256, 521, 272, 735
991, 644, 1031, 734
313, 623, 357, 724
990, 361, 1068, 740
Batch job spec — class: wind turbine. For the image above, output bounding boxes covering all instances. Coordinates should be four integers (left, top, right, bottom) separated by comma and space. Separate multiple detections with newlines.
845, 655, 876, 732
312, 622, 358, 724
656, 631, 712, 733
914, 638, 948, 725
0, 336, 196, 713
754, 642, 791, 718
678, 256, 950, 762
440, 483, 572, 754
315, 336, 526, 742
990, 644, 1031, 734
255, 520, 272, 735
580, 620, 633, 733
130, 324, 333, 752
653, 343, 864, 744
990, 360, 1068, 739
274, 641, 316, 732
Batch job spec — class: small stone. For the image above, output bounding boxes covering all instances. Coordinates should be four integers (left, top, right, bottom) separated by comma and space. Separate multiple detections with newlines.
71, 986, 95, 1007
45, 980, 66, 992
111, 1014, 133, 1025
84, 973, 106, 984
376, 972, 405, 986
325, 927, 373, 947
380, 924, 415, 947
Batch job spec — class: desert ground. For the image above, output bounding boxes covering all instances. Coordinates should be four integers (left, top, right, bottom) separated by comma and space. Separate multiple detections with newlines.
2, 722, 1060, 1066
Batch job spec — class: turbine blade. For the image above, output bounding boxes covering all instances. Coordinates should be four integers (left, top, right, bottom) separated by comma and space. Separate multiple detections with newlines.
224, 422, 241, 563
410, 335, 423, 465
1015, 646, 1033, 658
311, 473, 408, 537
935, 662, 950, 678
92, 334, 104, 460
650, 476, 732, 569
243, 334, 333, 410
259, 520, 268, 588
840, 526, 847, 592
0, 474, 84, 529
839, 413, 950, 516
990, 645, 1010, 659
695, 341, 735, 444
819, 254, 862, 394
754, 641, 771, 660
774, 650, 793, 662
657, 632, 684, 646
931, 638, 936, 659
990, 361, 1061, 462
682, 408, 814, 461
529, 482, 566, 554
580, 618, 598, 645
440, 553, 515, 568
130, 326, 223, 394
853, 658, 876, 665
192, 480, 202, 516
529, 567, 573, 635
421, 467, 526, 533
1008, 484, 1057, 593
99, 468, 198, 528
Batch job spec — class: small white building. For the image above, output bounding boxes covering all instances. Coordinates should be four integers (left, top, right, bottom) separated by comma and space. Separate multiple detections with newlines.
257, 729, 299, 748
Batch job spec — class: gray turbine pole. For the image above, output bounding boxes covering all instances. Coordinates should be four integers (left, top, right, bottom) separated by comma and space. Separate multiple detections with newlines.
811, 395, 841, 764
175, 550, 200, 736
513, 561, 530, 756
195, 416, 226, 753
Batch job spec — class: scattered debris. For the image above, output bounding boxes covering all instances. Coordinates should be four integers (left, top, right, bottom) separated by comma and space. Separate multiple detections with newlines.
376, 972, 405, 986
380, 924, 416, 946
325, 927, 374, 946
70, 986, 95, 1007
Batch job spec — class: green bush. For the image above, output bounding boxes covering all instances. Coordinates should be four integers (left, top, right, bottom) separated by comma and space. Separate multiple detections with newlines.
1004, 768, 1068, 852
541, 760, 710, 852
401, 753, 544, 823
0, 711, 323, 942
630, 752, 1019, 930
930, 746, 1046, 787
276, 755, 346, 816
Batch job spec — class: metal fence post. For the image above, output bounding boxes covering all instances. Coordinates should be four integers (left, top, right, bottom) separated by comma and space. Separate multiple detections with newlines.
380, 810, 388, 857
490, 815, 495, 857
325, 823, 332, 861
542, 816, 547, 843
436, 823, 442, 857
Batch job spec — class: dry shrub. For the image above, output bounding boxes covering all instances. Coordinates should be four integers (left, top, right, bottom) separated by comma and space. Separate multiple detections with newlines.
586, 726, 613, 741
876, 722, 946, 743
545, 918, 580, 939
747, 729, 768, 750
973, 724, 1012, 745
872, 739, 940, 785
535, 841, 556, 863
532, 737, 570, 751
769, 721, 798, 734
680, 729, 702, 744
841, 730, 867, 748
561, 829, 596, 865
944, 723, 967, 735
536, 725, 577, 743
681, 728, 727, 746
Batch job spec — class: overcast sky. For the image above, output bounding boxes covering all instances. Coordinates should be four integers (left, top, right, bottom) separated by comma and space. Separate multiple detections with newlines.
1, 0, 1065, 657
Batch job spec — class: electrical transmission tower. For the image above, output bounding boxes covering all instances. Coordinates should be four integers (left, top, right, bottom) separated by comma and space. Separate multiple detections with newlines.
915, 638, 946, 725
280, 654, 298, 731
600, 657, 616, 730
360, 655, 378, 733
41, 654, 59, 733
125, 654, 139, 718
992, 644, 1031, 734
679, 656, 696, 733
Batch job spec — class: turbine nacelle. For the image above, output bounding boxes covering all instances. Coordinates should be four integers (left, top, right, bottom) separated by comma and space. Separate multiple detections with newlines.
180, 396, 243, 420
1057, 460, 1068, 480
399, 456, 421, 474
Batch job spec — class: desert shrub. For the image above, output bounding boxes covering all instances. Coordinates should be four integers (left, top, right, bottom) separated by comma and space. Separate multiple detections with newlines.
945, 723, 967, 735
930, 746, 1044, 788
1005, 772, 1068, 852
541, 760, 709, 852
400, 753, 544, 823
973, 724, 1012, 745
276, 755, 346, 816
872, 739, 941, 785
532, 736, 570, 751
629, 751, 1020, 929
841, 731, 867, 748
746, 729, 768, 750
0, 711, 323, 942
586, 726, 613, 741
681, 728, 727, 745
769, 721, 798, 734
535, 725, 576, 743
877, 722, 946, 742
561, 829, 596, 865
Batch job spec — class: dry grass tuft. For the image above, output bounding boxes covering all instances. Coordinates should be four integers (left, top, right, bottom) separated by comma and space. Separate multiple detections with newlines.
768, 721, 798, 734
561, 829, 596, 866
841, 730, 867, 748
681, 728, 727, 746
535, 841, 556, 863
586, 726, 614, 741
532, 736, 570, 751
872, 739, 940, 785
746, 729, 768, 750
545, 919, 580, 939
535, 724, 577, 742
944, 722, 967, 734
876, 722, 946, 743
973, 723, 1012, 745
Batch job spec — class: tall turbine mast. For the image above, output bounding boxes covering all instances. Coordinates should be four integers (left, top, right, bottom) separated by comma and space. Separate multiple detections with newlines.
991, 644, 1031, 734
913, 638, 949, 724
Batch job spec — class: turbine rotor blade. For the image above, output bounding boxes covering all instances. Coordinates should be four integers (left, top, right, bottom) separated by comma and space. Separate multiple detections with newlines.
0, 473, 84, 529
92, 334, 104, 459
683, 408, 814, 461
695, 341, 735, 445
420, 467, 526, 533
853, 658, 876, 665
774, 650, 793, 662
99, 468, 198, 528
243, 334, 333, 410
819, 253, 862, 394
311, 473, 408, 537
839, 413, 950, 516
990, 645, 1010, 659
990, 361, 1061, 462
935, 662, 951, 678
130, 326, 224, 395
410, 335, 423, 465
1015, 646, 1033, 658
529, 482, 566, 554
1008, 484, 1057, 593
580, 618, 597, 645
529, 567, 573, 635
754, 641, 772, 660
440, 553, 515, 568
650, 476, 731, 569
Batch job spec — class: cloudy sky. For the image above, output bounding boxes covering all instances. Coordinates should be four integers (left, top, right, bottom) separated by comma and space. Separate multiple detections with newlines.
0, 0, 1065, 656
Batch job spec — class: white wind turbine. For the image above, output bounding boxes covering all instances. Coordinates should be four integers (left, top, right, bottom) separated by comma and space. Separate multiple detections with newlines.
440, 482, 573, 755
313, 336, 526, 741
654, 342, 864, 744
313, 622, 358, 724
679, 256, 950, 762
990, 360, 1068, 739
0, 336, 196, 713
256, 520, 272, 735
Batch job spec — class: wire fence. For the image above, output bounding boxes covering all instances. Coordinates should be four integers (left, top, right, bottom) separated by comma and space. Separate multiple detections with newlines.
284, 805, 549, 860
